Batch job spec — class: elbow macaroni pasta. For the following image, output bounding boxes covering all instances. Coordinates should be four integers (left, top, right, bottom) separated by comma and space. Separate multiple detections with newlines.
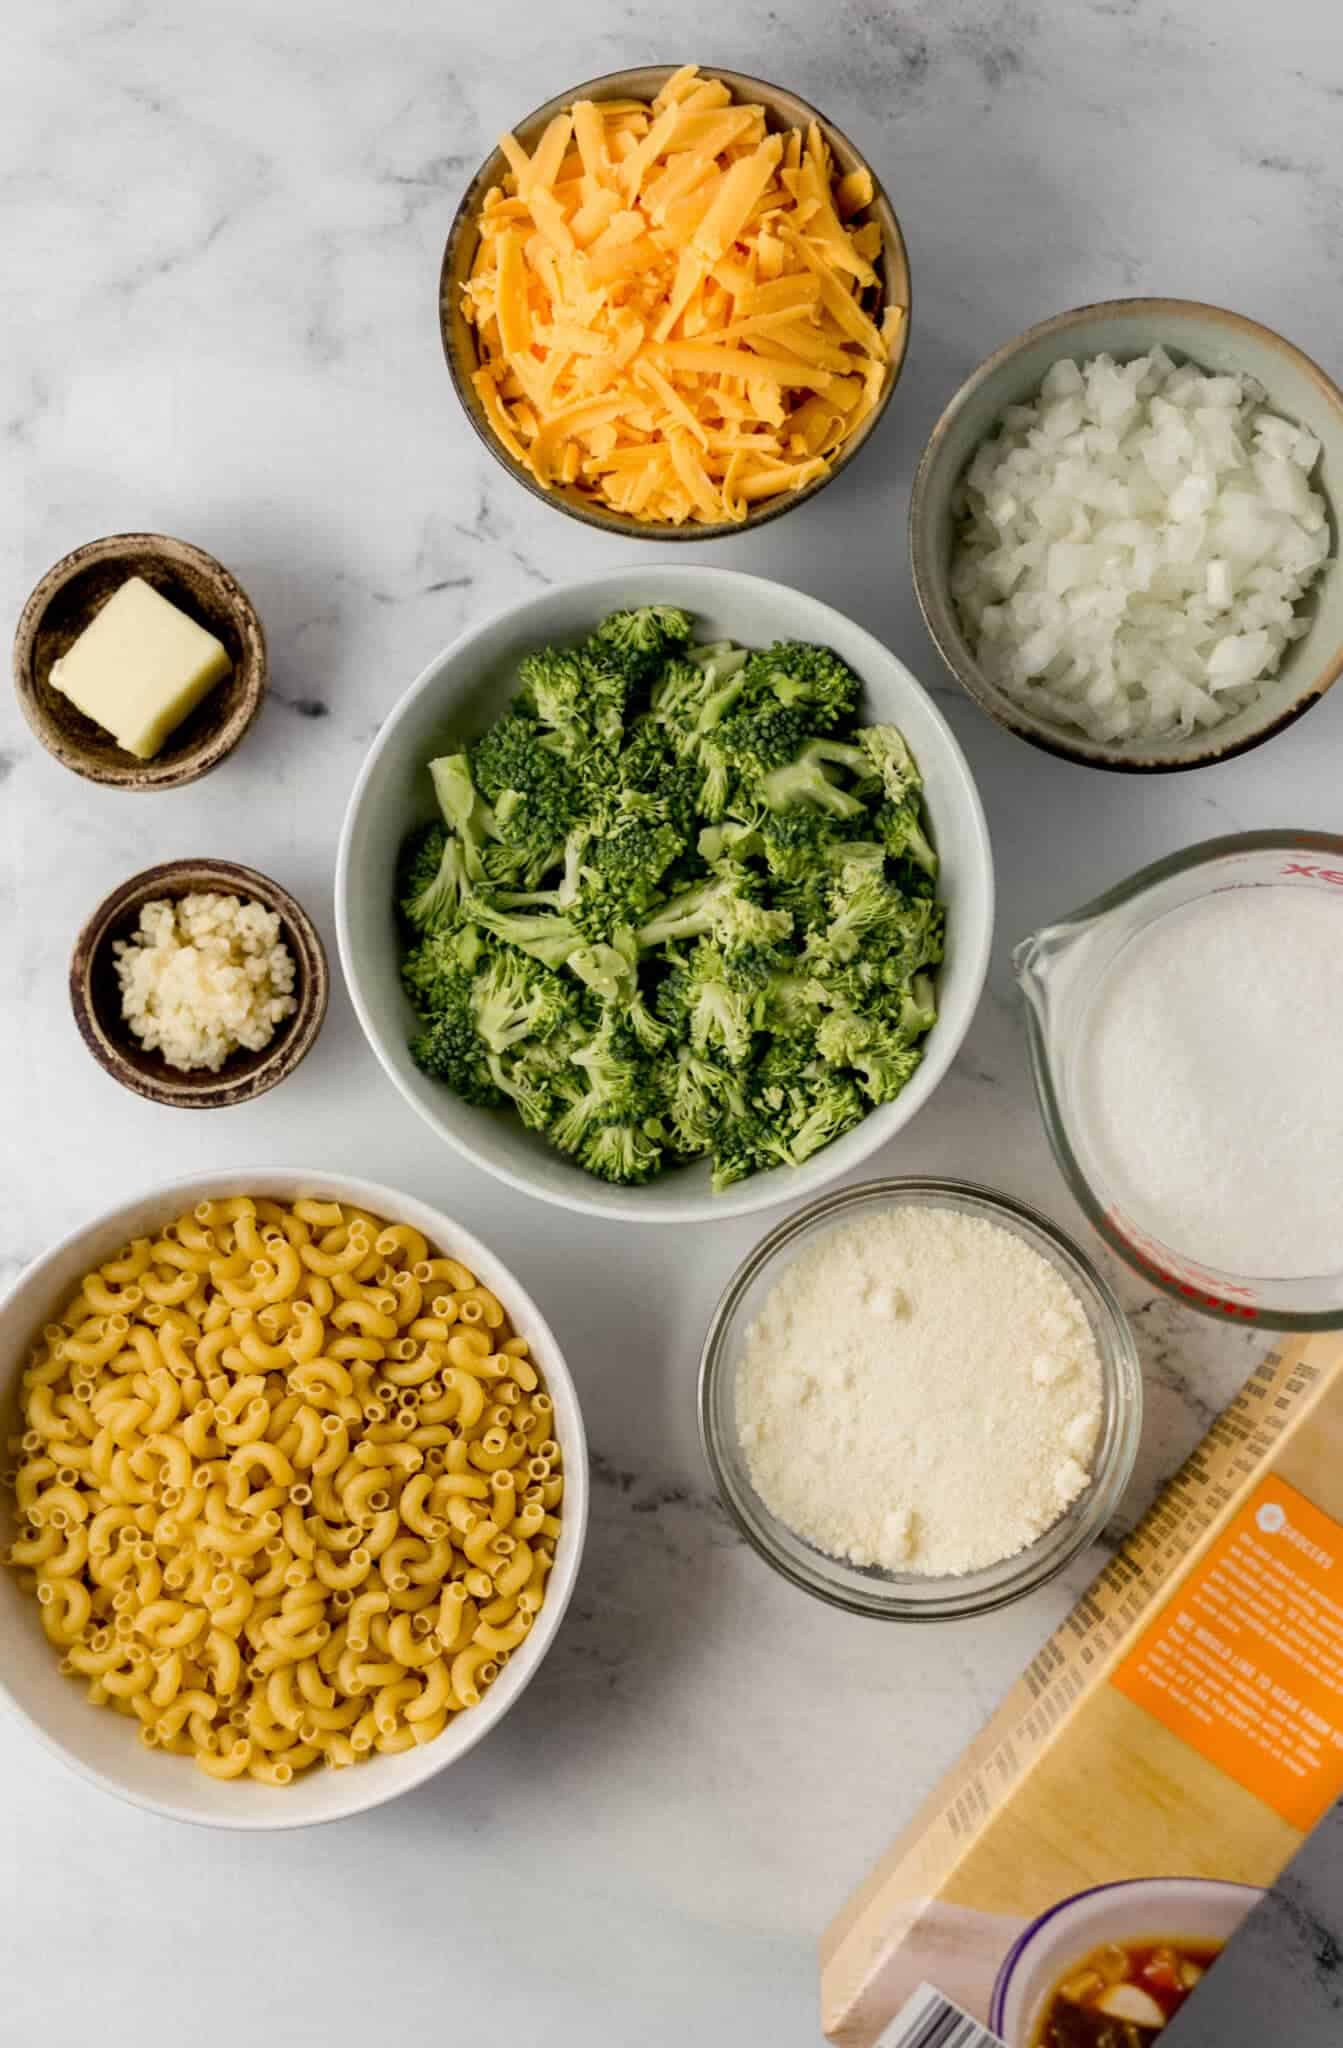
3, 1199, 563, 1785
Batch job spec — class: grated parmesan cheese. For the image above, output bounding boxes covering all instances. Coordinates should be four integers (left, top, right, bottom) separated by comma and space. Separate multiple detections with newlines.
113, 893, 297, 1073
734, 1207, 1103, 1576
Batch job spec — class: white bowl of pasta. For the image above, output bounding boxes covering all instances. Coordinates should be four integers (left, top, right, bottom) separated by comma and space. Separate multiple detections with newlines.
0, 1169, 588, 1829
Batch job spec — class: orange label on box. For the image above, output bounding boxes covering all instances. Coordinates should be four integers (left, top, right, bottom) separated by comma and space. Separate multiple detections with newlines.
1113, 1476, 1343, 1830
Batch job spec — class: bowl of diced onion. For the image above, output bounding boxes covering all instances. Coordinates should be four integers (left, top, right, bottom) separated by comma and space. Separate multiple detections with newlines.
909, 297, 1343, 771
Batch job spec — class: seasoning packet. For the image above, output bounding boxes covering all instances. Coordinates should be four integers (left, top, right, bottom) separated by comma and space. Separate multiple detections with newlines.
821, 1333, 1343, 2047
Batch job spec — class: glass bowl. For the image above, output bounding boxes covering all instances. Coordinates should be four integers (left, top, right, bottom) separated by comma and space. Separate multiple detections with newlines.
697, 1178, 1141, 1622
1015, 830, 1343, 1329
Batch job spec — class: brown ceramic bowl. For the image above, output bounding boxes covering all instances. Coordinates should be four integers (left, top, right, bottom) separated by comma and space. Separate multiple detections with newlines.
70, 859, 328, 1109
440, 65, 911, 540
13, 533, 267, 790
909, 298, 1343, 772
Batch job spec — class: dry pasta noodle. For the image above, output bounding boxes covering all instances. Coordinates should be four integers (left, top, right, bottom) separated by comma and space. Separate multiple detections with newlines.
3, 1198, 563, 1784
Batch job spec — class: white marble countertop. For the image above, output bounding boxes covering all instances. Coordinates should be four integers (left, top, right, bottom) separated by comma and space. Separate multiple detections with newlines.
4, 1, 1341, 2040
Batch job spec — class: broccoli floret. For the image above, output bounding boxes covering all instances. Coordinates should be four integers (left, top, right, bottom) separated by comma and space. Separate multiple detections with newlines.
754, 804, 834, 881
427, 747, 547, 890
761, 971, 828, 1038
409, 1007, 502, 1108
689, 977, 758, 1064
568, 1016, 661, 1118
401, 927, 483, 1014
815, 1006, 928, 1104
750, 1033, 820, 1094
397, 821, 472, 934
697, 703, 812, 816
636, 877, 735, 951
804, 860, 917, 969
639, 875, 793, 996
708, 1125, 766, 1192
470, 712, 568, 808
516, 633, 651, 752
428, 751, 499, 878
593, 605, 693, 672
636, 875, 788, 952
516, 646, 589, 745
491, 826, 591, 915
875, 797, 937, 878
785, 1078, 868, 1157
882, 893, 945, 980
617, 718, 703, 838
896, 972, 938, 1044
757, 740, 870, 819
754, 1076, 867, 1169
575, 1122, 665, 1185
856, 723, 922, 804
483, 1036, 582, 1133
708, 1073, 864, 1189
738, 642, 861, 728
657, 942, 761, 1064
566, 927, 666, 1050
467, 712, 583, 887
662, 1046, 745, 1157
464, 898, 587, 972
697, 817, 762, 866
547, 610, 693, 763
470, 950, 573, 1055
548, 1018, 665, 1176
578, 808, 684, 934
650, 644, 752, 747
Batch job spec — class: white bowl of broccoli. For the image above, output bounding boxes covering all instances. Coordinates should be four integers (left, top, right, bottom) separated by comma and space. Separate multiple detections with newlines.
336, 567, 994, 1221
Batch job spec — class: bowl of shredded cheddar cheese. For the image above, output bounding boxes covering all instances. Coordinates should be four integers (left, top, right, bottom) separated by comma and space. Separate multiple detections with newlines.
441, 64, 910, 535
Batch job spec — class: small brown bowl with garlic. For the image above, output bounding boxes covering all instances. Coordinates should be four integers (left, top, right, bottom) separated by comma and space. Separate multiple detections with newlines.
70, 859, 328, 1109
13, 532, 266, 790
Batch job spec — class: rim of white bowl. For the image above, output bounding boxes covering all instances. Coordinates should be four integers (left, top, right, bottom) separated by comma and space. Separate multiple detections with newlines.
335, 566, 995, 1222
0, 1167, 589, 1831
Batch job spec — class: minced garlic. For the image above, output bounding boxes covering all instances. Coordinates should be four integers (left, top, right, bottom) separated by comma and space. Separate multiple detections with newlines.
113, 893, 297, 1073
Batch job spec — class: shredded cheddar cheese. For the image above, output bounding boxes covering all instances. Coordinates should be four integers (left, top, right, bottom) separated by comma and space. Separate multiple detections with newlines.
461, 65, 903, 526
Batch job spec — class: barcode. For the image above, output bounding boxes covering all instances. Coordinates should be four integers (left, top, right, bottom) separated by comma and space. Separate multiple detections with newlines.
876, 1983, 1005, 2048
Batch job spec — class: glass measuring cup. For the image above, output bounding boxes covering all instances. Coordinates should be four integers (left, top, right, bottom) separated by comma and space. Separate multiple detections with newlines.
1015, 830, 1343, 1329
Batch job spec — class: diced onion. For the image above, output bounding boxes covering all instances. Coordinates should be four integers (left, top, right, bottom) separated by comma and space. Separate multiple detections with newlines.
951, 348, 1332, 741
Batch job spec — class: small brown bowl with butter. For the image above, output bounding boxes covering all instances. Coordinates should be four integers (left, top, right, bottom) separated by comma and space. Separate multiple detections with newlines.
70, 858, 328, 1109
13, 532, 266, 790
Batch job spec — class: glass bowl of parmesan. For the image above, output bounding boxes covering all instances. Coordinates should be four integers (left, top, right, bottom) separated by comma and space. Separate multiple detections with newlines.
1017, 829, 1343, 1329
698, 1178, 1141, 1621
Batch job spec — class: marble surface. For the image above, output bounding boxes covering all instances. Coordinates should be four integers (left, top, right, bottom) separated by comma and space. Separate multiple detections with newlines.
3, 1, 1341, 2041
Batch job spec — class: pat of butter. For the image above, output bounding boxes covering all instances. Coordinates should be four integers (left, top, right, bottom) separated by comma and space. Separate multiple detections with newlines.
49, 576, 231, 760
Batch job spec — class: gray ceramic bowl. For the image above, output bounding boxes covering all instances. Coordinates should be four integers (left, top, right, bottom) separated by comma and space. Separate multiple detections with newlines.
440, 65, 910, 540
70, 858, 328, 1108
909, 298, 1343, 771
13, 533, 267, 790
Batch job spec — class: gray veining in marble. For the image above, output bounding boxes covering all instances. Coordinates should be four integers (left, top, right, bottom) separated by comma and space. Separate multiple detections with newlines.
4, 1, 1343, 2042
1166, 1802, 1343, 2045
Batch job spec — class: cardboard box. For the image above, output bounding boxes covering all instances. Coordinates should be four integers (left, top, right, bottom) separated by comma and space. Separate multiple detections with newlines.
821, 1333, 1343, 2047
